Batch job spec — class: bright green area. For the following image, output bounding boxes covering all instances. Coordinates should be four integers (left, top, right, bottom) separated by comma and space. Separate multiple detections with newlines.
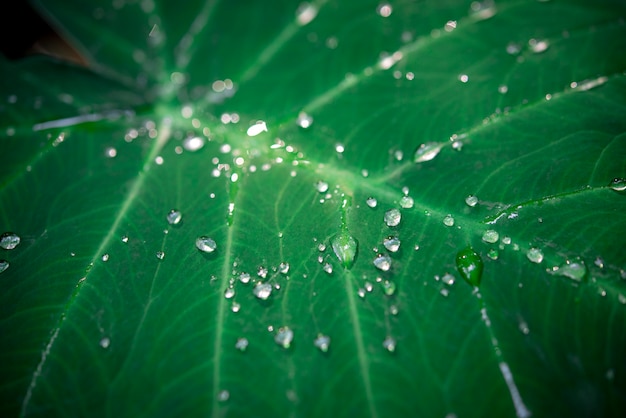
2, 0, 626, 417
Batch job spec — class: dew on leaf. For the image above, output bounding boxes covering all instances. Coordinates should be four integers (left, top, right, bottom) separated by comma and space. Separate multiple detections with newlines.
231, 302, 241, 312
529, 38, 549, 53
382, 280, 396, 295
389, 305, 399, 315
0, 232, 20, 250
105, 147, 117, 158
414, 142, 443, 163
331, 232, 358, 269
377, 3, 393, 17
383, 336, 396, 352
399, 196, 414, 209
224, 287, 236, 299
217, 390, 230, 402
183, 136, 204, 152
383, 236, 401, 252
239, 272, 251, 284
101, 254, 109, 262
456, 246, 484, 287
246, 121, 267, 136
465, 195, 478, 207
527, 248, 544, 263
235, 337, 249, 351
609, 178, 626, 191
315, 181, 329, 193
506, 41, 522, 55
99, 337, 110, 349
482, 230, 499, 243
357, 288, 366, 298
323, 263, 333, 274
296, 2, 318, 26
296, 111, 313, 128
441, 273, 455, 285
440, 288, 449, 297
487, 248, 499, 260
196, 236, 217, 253
253, 282, 273, 300
0, 260, 8, 274
314, 334, 331, 352
373, 254, 392, 271
275, 326, 294, 348
156, 251, 165, 260
121, 235, 129, 243
279, 262, 290, 274
318, 243, 326, 252
257, 266, 268, 278
443, 215, 455, 227
384, 209, 401, 227
366, 197, 378, 208
364, 281, 373, 292
167, 209, 182, 225
554, 259, 587, 282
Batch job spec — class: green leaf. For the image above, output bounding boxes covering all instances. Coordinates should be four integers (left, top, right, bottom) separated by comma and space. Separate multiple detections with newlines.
2, 0, 626, 417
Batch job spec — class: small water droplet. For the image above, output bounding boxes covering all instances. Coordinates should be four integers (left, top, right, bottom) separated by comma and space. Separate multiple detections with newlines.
382, 280, 396, 295
0, 260, 8, 274
456, 246, 484, 287
383, 336, 396, 352
105, 147, 117, 158
518, 321, 530, 335
414, 142, 443, 163
366, 197, 378, 208
528, 38, 549, 53
594, 257, 604, 269
609, 178, 626, 191
465, 195, 478, 207
99, 337, 110, 349
275, 326, 294, 348
384, 209, 401, 227
296, 111, 313, 127
121, 235, 129, 243
253, 282, 273, 300
315, 181, 329, 193
156, 251, 165, 260
357, 288, 366, 298
183, 136, 205, 152
482, 230, 499, 244
487, 248, 499, 260
279, 262, 290, 274
314, 334, 331, 352
239, 272, 251, 284
217, 390, 230, 402
231, 301, 241, 312
224, 287, 236, 299
377, 3, 393, 17
373, 254, 392, 271
389, 304, 399, 315
554, 259, 587, 282
331, 232, 358, 269
296, 3, 318, 26
101, 254, 109, 262
257, 266, 268, 278
364, 282, 373, 292
383, 236, 401, 252
502, 236, 512, 245
235, 337, 249, 351
166, 209, 182, 225
246, 120, 268, 137
527, 248, 544, 263
441, 273, 455, 285
0, 232, 20, 250
443, 215, 455, 227
196, 236, 217, 253
498, 85, 508, 94
399, 196, 414, 209
323, 263, 333, 274
506, 41, 522, 55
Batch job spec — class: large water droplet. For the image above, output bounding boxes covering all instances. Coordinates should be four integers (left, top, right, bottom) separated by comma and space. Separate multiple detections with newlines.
331, 232, 358, 269
527, 248, 543, 263
482, 230, 499, 243
253, 282, 273, 300
314, 334, 331, 352
0, 260, 9, 274
0, 232, 20, 250
555, 259, 587, 282
196, 236, 217, 253
456, 246, 484, 287
414, 142, 443, 163
383, 236, 401, 252
609, 178, 626, 191
166, 209, 182, 225
246, 121, 268, 137
275, 326, 294, 348
366, 197, 378, 208
383, 336, 396, 352
235, 337, 249, 351
384, 209, 401, 227
373, 254, 392, 271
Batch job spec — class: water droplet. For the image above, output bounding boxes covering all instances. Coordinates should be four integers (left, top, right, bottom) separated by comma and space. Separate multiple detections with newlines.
166, 209, 182, 225
441, 273, 455, 285
609, 178, 626, 191
383, 336, 396, 352
456, 246, 484, 287
235, 337, 249, 351
443, 215, 455, 227
506, 41, 522, 55
390, 304, 399, 315
101, 254, 109, 262
279, 262, 290, 274
105, 147, 117, 158
0, 232, 20, 250
527, 248, 544, 263
399, 196, 414, 209
528, 38, 549, 53
0, 260, 8, 274
383, 236, 401, 252
498, 85, 508, 94
366, 197, 378, 208
323, 263, 333, 274
239, 272, 251, 284
314, 334, 331, 352
296, 3, 318, 26
357, 288, 366, 298
246, 120, 268, 137
253, 282, 273, 300
555, 259, 587, 282
487, 248, 499, 260
482, 230, 499, 244
414, 142, 443, 163
217, 390, 230, 402
384, 209, 401, 227
502, 236, 512, 245
518, 321, 530, 335
373, 254, 392, 271
275, 326, 294, 348
377, 3, 393, 17
231, 302, 240, 312
224, 287, 236, 299
594, 257, 604, 269
121, 235, 129, 243
156, 251, 165, 260
465, 195, 478, 207
183, 136, 205, 152
315, 181, 329, 193
196, 236, 217, 253
257, 266, 268, 278
382, 280, 396, 295
99, 337, 110, 349
331, 232, 358, 269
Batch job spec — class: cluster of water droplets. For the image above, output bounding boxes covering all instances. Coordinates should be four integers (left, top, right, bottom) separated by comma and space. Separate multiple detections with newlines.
0, 232, 21, 274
